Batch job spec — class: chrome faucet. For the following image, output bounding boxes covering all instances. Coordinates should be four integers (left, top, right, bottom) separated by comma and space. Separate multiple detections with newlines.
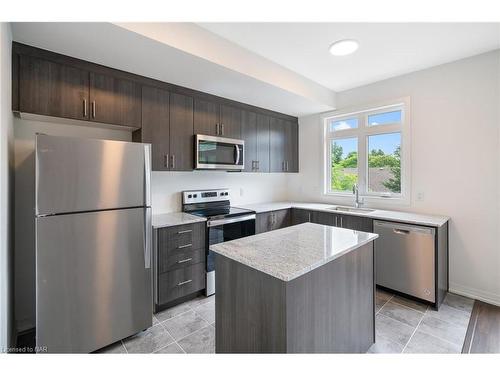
353, 183, 364, 208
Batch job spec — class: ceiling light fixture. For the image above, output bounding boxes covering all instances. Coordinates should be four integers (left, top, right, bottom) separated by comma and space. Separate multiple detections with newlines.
329, 39, 359, 56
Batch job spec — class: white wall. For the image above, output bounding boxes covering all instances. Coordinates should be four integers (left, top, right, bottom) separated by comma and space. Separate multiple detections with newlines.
13, 118, 131, 331
152, 172, 288, 214
0, 22, 14, 350
289, 50, 500, 305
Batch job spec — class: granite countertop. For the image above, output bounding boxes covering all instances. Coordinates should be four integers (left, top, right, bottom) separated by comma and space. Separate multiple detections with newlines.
210, 222, 378, 282
237, 201, 449, 227
152, 212, 206, 229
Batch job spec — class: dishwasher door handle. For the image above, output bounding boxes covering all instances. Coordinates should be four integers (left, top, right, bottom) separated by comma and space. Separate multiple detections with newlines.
393, 229, 410, 235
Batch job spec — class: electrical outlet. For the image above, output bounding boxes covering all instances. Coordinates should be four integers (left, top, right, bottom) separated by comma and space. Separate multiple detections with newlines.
416, 191, 425, 201
240, 188, 244, 197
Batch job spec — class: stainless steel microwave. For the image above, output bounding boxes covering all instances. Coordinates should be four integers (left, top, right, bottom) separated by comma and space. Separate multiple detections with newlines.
195, 134, 244, 170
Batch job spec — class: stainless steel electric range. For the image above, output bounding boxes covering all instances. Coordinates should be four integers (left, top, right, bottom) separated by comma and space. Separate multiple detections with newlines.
182, 189, 256, 296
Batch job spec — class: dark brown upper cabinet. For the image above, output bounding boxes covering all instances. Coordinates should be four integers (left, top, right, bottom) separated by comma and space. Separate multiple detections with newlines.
219, 104, 241, 139
270, 117, 298, 173
89, 72, 142, 128
139, 86, 170, 171
169, 92, 194, 171
242, 110, 270, 172
135, 87, 194, 171
18, 55, 89, 120
193, 98, 241, 138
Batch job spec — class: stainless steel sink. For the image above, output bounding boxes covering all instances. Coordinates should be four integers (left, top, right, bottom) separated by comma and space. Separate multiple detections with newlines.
327, 206, 375, 214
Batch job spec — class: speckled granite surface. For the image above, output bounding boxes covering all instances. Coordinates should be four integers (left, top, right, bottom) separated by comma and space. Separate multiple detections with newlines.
236, 202, 449, 227
152, 212, 206, 229
210, 222, 378, 281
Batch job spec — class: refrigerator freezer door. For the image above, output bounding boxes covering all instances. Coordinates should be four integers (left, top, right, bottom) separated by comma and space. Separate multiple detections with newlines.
36, 208, 152, 353
36, 134, 151, 216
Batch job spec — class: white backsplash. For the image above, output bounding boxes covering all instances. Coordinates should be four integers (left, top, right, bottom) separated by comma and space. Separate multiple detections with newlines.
151, 171, 289, 213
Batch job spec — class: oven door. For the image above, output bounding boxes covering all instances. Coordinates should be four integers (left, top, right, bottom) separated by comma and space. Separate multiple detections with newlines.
206, 214, 255, 295
195, 134, 244, 170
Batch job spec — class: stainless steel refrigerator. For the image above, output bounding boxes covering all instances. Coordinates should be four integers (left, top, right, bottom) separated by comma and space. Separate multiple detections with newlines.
35, 134, 152, 353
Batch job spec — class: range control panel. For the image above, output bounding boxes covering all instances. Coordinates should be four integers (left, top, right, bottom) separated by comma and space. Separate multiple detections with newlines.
182, 189, 230, 205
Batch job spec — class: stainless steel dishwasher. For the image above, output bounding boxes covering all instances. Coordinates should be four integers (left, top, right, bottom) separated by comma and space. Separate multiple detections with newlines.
374, 220, 436, 303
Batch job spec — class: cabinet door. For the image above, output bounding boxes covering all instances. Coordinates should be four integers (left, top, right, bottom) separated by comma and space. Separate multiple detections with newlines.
194, 98, 219, 136
270, 117, 286, 172
141, 86, 170, 171
311, 211, 336, 226
285, 120, 299, 172
220, 104, 242, 139
272, 209, 291, 230
292, 209, 311, 225
256, 113, 270, 173
338, 214, 373, 232
241, 110, 257, 172
256, 212, 272, 234
89, 72, 142, 128
19, 55, 89, 120
169, 93, 194, 171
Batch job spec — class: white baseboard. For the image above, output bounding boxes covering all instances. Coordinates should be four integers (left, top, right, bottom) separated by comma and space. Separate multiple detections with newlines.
449, 282, 500, 307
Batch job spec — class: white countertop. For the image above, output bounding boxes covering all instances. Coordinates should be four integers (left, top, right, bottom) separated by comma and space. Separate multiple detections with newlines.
210, 222, 378, 282
152, 212, 206, 229
236, 201, 449, 227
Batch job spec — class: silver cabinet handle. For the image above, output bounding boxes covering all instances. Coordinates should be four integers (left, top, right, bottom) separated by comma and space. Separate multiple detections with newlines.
164, 154, 169, 169
91, 101, 96, 118
178, 258, 192, 264
308, 213, 311, 222
256, 160, 260, 171
335, 216, 338, 226
177, 243, 192, 249
83, 99, 87, 117
340, 217, 343, 227
286, 161, 289, 172
221, 123, 224, 135
178, 279, 192, 286
177, 229, 192, 234
216, 123, 220, 135
171, 154, 175, 169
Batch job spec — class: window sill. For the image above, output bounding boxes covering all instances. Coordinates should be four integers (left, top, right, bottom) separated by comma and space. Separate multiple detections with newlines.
323, 192, 410, 208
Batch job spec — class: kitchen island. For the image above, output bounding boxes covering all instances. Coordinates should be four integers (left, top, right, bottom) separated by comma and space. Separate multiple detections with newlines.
210, 222, 379, 353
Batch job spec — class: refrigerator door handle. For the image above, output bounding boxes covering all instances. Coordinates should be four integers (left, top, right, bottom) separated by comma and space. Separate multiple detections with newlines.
144, 144, 152, 207
144, 207, 152, 269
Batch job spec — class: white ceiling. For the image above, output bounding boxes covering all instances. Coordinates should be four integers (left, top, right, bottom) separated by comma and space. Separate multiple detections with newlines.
198, 23, 500, 91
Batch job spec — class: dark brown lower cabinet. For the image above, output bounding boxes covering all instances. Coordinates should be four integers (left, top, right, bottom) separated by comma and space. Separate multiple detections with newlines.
291, 209, 312, 225
337, 213, 373, 232
155, 222, 206, 309
256, 209, 291, 234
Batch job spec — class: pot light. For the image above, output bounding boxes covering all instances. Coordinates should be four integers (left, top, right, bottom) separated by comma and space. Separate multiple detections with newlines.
329, 39, 359, 56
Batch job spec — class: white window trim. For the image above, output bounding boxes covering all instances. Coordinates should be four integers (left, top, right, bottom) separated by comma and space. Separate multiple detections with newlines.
321, 97, 411, 207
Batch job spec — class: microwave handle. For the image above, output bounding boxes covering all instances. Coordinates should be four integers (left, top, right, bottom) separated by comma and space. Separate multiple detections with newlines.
235, 144, 240, 165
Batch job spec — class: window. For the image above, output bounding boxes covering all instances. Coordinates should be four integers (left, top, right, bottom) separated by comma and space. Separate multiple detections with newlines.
323, 100, 409, 201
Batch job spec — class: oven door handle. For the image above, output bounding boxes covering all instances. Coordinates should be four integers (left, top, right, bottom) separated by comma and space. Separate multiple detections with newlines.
207, 214, 256, 227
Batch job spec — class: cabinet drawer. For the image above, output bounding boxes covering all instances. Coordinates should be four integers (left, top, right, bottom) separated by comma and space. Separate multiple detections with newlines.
159, 248, 205, 273
158, 263, 205, 304
162, 222, 205, 250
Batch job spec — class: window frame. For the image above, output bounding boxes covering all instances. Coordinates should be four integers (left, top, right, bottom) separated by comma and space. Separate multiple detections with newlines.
322, 97, 411, 205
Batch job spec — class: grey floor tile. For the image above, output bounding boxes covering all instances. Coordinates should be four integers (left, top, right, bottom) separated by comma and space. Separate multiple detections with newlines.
96, 341, 127, 354
194, 300, 215, 324
368, 336, 404, 354
123, 324, 174, 353
155, 302, 192, 322
376, 288, 393, 302
375, 313, 415, 347
379, 301, 424, 328
425, 303, 471, 328
153, 315, 160, 326
187, 295, 215, 309
444, 293, 475, 313
404, 331, 461, 354
376, 296, 390, 312
418, 315, 468, 346
154, 342, 185, 354
162, 310, 209, 341
178, 325, 215, 354
391, 295, 428, 313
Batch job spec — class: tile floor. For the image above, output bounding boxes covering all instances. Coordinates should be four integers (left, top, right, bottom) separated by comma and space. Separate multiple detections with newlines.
98, 289, 474, 354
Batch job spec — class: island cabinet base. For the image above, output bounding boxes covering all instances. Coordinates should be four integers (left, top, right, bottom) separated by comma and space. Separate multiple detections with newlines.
215, 242, 375, 353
